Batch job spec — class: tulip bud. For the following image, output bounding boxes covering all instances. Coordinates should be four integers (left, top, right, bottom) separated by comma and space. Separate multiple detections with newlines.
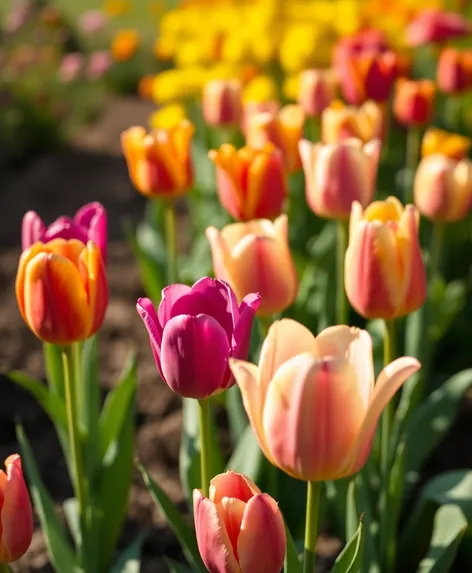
437, 48, 472, 95
241, 100, 280, 135
202, 78, 242, 127
230, 320, 420, 481
206, 215, 298, 317
299, 137, 380, 220
194, 471, 286, 573
0, 455, 33, 563
322, 100, 383, 144
121, 122, 194, 198
414, 154, 472, 222
393, 79, 435, 127
298, 69, 337, 117
16, 239, 108, 344
421, 128, 471, 161
137, 278, 260, 399
245, 104, 305, 172
209, 143, 287, 221
345, 197, 427, 320
406, 9, 471, 46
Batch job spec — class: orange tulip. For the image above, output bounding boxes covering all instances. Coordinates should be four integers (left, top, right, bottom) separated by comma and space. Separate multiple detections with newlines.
209, 143, 287, 221
16, 239, 108, 344
414, 155, 472, 222
421, 128, 471, 161
206, 215, 297, 317
345, 197, 426, 320
111, 29, 139, 61
202, 79, 242, 127
437, 48, 472, 95
393, 79, 435, 127
245, 104, 305, 172
230, 320, 420, 481
121, 122, 194, 198
298, 69, 338, 118
322, 100, 384, 144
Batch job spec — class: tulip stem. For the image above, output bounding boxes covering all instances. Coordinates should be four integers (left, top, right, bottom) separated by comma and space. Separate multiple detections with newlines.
198, 398, 211, 497
336, 221, 349, 325
430, 222, 444, 279
0, 565, 12, 572
164, 199, 178, 284
404, 126, 421, 204
303, 481, 321, 573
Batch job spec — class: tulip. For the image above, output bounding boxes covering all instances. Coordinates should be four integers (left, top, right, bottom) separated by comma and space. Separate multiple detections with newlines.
230, 320, 420, 481
437, 48, 472, 95
241, 100, 280, 135
298, 69, 337, 117
202, 79, 242, 127
414, 154, 472, 222
332, 28, 390, 72
22, 202, 107, 264
194, 471, 286, 573
121, 122, 194, 198
322, 100, 383, 144
299, 137, 381, 220
393, 79, 435, 127
406, 9, 471, 46
421, 128, 471, 161
16, 239, 108, 344
136, 278, 260, 399
206, 215, 297, 317
58, 52, 84, 83
0, 455, 33, 563
345, 197, 427, 320
209, 143, 287, 221
111, 28, 140, 61
245, 104, 305, 172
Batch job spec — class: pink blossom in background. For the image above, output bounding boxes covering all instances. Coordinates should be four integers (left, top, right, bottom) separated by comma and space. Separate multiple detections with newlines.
58, 52, 84, 83
86, 51, 112, 80
79, 10, 108, 34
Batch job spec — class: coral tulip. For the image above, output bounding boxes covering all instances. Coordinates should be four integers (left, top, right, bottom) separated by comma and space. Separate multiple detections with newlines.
230, 320, 420, 481
345, 197, 427, 320
299, 137, 381, 220
437, 48, 472, 95
209, 143, 287, 221
393, 79, 435, 127
206, 215, 297, 317
414, 155, 472, 222
322, 100, 383, 144
136, 278, 260, 399
16, 239, 108, 344
406, 9, 471, 46
203, 79, 242, 127
194, 471, 286, 573
421, 128, 471, 161
0, 455, 33, 563
298, 69, 337, 117
22, 202, 107, 264
121, 122, 194, 198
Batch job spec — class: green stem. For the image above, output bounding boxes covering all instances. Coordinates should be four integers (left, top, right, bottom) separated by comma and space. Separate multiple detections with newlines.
429, 222, 444, 279
164, 199, 178, 284
336, 220, 348, 325
198, 398, 212, 497
446, 94, 462, 131
303, 481, 321, 573
0, 564, 12, 572
404, 126, 421, 204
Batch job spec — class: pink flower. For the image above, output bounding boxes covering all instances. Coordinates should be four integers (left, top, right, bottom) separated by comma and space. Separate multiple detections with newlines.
406, 9, 471, 46
86, 51, 112, 80
58, 52, 84, 83
79, 10, 108, 34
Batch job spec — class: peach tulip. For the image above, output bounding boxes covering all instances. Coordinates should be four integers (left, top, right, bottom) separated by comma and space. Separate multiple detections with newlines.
206, 215, 297, 317
345, 197, 427, 320
322, 100, 383, 144
230, 320, 420, 481
298, 69, 338, 117
203, 79, 242, 127
421, 128, 471, 161
241, 100, 280, 135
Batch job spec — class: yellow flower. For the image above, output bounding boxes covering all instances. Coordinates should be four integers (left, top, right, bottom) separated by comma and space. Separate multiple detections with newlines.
111, 29, 139, 62
149, 104, 187, 130
242, 75, 278, 104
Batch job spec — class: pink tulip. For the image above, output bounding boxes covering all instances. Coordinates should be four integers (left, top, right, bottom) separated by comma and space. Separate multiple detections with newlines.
406, 9, 471, 46
230, 320, 420, 481
241, 101, 280, 136
194, 471, 286, 573
58, 52, 84, 83
137, 278, 260, 399
86, 51, 112, 80
79, 9, 108, 34
203, 79, 242, 127
298, 69, 338, 118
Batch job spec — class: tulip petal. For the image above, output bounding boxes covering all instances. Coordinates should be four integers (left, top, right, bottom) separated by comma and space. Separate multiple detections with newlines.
79, 241, 108, 337
217, 497, 246, 561
206, 227, 232, 283
75, 202, 107, 264
44, 217, 88, 244
210, 471, 261, 504
21, 211, 46, 251
232, 293, 261, 360
136, 297, 164, 379
237, 494, 286, 573
158, 284, 192, 327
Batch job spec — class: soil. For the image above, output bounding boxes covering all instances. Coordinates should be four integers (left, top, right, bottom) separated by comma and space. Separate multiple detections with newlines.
1, 96, 472, 573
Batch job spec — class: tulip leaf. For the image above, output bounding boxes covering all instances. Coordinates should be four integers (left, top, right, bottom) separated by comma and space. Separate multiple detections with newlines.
226, 423, 263, 483
164, 558, 194, 573
111, 534, 144, 573
63, 498, 81, 549
81, 336, 101, 480
284, 520, 303, 573
16, 426, 80, 572
137, 462, 207, 573
43, 342, 65, 400
225, 384, 248, 444
417, 505, 467, 573
331, 519, 364, 573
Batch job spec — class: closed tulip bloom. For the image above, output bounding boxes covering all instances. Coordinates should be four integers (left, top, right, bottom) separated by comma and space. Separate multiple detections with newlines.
332, 28, 390, 72
230, 320, 420, 481
194, 471, 286, 573
322, 100, 383, 144
298, 69, 337, 117
393, 79, 435, 127
206, 215, 297, 317
209, 143, 287, 221
406, 9, 471, 46
121, 122, 194, 198
300, 137, 380, 220
421, 128, 471, 161
203, 79, 242, 127
345, 197, 427, 320
414, 155, 472, 222
245, 104, 305, 172
241, 100, 280, 135
16, 239, 108, 344
22, 202, 107, 264
136, 278, 260, 399
0, 455, 33, 563
437, 48, 472, 95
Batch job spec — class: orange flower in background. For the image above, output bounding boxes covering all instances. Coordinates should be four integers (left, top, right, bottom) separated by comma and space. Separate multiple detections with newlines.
345, 197, 426, 320
202, 79, 242, 127
437, 48, 472, 95
322, 100, 384, 144
209, 143, 287, 221
394, 79, 435, 127
111, 28, 139, 61
138, 74, 156, 100
102, 0, 131, 17
298, 69, 338, 118
422, 128, 471, 160
121, 122, 194, 198
16, 239, 108, 345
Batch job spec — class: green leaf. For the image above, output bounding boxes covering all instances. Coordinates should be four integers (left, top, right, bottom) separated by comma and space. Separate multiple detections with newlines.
111, 534, 144, 573
284, 520, 303, 573
225, 384, 248, 444
63, 498, 81, 549
81, 337, 101, 483
345, 480, 358, 542
418, 505, 467, 573
332, 520, 364, 573
226, 424, 263, 483
43, 342, 65, 399
17, 426, 79, 572
164, 558, 194, 573
137, 462, 206, 573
